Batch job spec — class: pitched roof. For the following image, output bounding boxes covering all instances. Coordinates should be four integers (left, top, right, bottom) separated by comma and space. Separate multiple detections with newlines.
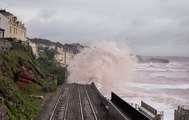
0, 9, 13, 17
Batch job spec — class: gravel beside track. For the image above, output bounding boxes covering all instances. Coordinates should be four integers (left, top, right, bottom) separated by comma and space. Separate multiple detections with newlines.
35, 83, 108, 120
34, 85, 65, 120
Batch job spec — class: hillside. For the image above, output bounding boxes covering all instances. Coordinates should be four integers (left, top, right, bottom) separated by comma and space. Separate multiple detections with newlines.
28, 38, 64, 48
0, 41, 66, 119
29, 38, 85, 54
28, 38, 55, 46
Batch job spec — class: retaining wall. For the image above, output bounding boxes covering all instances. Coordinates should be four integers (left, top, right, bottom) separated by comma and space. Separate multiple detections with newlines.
110, 92, 149, 120
139, 101, 163, 120
174, 106, 189, 120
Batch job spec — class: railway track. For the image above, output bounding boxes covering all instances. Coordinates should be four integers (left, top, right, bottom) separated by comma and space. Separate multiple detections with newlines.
49, 84, 70, 120
50, 84, 105, 120
79, 84, 98, 120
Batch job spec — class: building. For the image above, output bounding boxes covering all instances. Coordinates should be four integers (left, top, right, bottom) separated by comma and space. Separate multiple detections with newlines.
0, 9, 26, 41
28, 40, 38, 55
0, 12, 8, 38
48, 44, 56, 50
55, 53, 64, 63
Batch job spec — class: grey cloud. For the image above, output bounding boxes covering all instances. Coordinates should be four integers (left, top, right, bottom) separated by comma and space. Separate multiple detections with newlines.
37, 9, 56, 19
1, 0, 189, 56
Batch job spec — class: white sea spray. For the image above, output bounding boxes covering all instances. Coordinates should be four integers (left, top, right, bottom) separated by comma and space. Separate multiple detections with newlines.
67, 41, 136, 91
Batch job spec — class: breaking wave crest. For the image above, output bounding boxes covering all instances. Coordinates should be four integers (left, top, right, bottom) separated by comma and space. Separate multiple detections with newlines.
67, 42, 136, 90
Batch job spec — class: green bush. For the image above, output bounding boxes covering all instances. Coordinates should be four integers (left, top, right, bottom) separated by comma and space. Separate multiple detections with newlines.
0, 41, 66, 119
37, 49, 66, 85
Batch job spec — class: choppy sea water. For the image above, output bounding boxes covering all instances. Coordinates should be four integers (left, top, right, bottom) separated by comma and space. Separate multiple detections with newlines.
101, 61, 189, 120
99, 62, 189, 120
66, 43, 189, 119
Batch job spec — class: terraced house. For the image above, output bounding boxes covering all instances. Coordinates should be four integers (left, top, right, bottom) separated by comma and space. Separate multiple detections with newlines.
0, 9, 26, 41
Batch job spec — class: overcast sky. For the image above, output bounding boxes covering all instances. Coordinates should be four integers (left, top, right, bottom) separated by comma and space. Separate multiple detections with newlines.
0, 0, 189, 56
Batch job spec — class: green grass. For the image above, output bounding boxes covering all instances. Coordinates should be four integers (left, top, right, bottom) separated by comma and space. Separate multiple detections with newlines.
0, 41, 66, 119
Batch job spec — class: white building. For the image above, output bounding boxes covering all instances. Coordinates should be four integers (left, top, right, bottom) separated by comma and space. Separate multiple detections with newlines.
0, 13, 8, 37
65, 52, 74, 64
48, 44, 56, 50
28, 40, 38, 55
54, 46, 75, 65
0, 9, 27, 41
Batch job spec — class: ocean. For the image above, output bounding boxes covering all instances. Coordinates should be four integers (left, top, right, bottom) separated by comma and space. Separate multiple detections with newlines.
105, 59, 189, 120
67, 42, 189, 120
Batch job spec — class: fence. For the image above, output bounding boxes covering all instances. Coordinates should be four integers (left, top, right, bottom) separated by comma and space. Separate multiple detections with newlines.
175, 106, 189, 120
111, 92, 149, 120
139, 101, 164, 120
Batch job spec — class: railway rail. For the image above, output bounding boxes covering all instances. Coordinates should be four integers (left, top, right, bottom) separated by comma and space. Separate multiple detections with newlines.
49, 84, 106, 120
39, 83, 165, 120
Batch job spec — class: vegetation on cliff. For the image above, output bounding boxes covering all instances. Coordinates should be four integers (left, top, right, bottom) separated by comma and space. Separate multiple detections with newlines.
29, 38, 64, 49
37, 48, 66, 85
0, 41, 66, 119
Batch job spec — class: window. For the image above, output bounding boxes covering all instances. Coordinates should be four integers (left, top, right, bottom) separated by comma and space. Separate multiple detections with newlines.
14, 28, 16, 34
0, 31, 2, 38
10, 26, 12, 33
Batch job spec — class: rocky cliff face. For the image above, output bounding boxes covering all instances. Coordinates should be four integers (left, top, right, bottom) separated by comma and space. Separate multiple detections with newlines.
0, 42, 52, 119
0, 53, 44, 89
15, 58, 43, 88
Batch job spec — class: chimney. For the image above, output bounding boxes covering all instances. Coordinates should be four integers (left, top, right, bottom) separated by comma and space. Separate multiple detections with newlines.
0, 9, 6, 12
